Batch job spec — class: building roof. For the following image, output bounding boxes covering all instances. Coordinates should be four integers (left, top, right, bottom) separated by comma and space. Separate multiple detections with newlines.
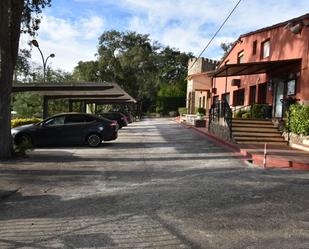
12, 82, 137, 104
240, 13, 309, 38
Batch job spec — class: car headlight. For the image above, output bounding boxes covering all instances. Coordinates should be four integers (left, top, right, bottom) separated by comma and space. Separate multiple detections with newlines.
98, 126, 104, 131
11, 129, 18, 137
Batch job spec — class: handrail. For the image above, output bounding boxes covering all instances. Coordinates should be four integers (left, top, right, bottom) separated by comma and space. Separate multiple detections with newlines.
209, 100, 232, 138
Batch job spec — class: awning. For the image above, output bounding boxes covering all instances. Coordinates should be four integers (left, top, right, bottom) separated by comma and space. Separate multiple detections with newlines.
12, 82, 137, 103
211, 59, 301, 77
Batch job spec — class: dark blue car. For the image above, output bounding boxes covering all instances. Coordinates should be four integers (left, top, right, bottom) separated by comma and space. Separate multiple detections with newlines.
11, 113, 118, 147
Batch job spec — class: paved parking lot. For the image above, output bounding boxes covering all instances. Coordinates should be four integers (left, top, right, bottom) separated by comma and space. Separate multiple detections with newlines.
0, 118, 309, 248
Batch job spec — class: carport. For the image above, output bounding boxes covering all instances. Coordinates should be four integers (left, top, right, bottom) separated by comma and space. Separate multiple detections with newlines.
12, 82, 137, 118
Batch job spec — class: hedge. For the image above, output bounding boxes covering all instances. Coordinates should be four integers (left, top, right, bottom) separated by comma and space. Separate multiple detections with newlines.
156, 96, 186, 114
11, 118, 42, 128
178, 107, 187, 116
287, 104, 309, 135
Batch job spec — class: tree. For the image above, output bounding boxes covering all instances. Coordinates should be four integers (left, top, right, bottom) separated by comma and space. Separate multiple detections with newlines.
73, 30, 192, 113
0, 0, 51, 159
220, 42, 234, 58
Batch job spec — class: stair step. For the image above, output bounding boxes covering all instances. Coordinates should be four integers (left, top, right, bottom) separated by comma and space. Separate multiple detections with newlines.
232, 127, 278, 132
237, 141, 288, 145
234, 137, 286, 142
232, 123, 275, 128
233, 132, 282, 137
232, 118, 273, 124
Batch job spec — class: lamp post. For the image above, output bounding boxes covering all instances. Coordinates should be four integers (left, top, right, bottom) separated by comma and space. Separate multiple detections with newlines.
31, 39, 55, 83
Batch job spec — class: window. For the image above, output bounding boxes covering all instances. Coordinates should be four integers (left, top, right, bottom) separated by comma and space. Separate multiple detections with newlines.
202, 96, 206, 108
237, 50, 244, 64
261, 39, 270, 58
65, 115, 86, 124
233, 89, 245, 106
222, 93, 230, 105
252, 40, 257, 55
258, 83, 267, 103
249, 85, 256, 104
213, 95, 219, 105
44, 116, 65, 126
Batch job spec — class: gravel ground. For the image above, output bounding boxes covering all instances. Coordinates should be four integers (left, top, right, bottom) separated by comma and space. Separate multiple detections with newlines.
0, 118, 308, 249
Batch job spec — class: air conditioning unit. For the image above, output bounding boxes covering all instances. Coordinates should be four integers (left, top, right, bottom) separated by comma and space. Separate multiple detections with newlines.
231, 79, 241, 87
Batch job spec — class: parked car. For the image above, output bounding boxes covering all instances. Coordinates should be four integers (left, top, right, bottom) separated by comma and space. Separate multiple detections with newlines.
114, 110, 134, 123
99, 112, 128, 128
11, 113, 118, 147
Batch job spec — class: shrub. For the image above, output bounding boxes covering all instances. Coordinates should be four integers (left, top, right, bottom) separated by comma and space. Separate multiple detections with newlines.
197, 107, 206, 115
234, 110, 248, 118
251, 104, 270, 119
178, 107, 187, 116
156, 96, 186, 114
242, 112, 251, 118
11, 118, 41, 128
287, 104, 309, 135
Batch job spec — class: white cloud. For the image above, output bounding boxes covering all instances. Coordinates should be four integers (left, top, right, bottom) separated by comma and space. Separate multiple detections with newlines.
116, 0, 309, 58
20, 14, 105, 72
20, 0, 309, 72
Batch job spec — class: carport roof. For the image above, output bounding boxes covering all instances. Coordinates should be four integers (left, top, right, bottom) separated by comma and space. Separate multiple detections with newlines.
210, 59, 301, 77
12, 82, 137, 103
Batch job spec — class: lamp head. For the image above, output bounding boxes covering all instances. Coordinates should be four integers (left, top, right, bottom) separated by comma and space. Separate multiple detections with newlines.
50, 53, 55, 58
31, 39, 39, 47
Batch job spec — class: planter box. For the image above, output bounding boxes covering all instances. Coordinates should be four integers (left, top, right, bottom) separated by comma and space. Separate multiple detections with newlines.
194, 119, 206, 127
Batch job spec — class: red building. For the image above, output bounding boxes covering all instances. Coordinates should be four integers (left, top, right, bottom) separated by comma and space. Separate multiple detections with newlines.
211, 13, 309, 118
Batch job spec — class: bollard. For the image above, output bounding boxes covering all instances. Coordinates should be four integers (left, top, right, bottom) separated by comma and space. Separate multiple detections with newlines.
263, 143, 267, 168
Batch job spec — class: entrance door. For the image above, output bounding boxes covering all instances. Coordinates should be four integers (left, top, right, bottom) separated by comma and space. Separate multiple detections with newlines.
274, 81, 285, 118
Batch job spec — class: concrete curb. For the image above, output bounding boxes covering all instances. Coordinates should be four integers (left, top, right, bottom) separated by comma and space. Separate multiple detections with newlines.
176, 120, 309, 171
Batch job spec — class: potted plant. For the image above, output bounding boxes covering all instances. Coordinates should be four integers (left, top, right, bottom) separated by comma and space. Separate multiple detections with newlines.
195, 107, 206, 127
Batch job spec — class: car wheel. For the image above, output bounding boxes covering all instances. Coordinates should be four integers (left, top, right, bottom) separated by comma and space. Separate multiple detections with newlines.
87, 134, 102, 147
16, 134, 33, 147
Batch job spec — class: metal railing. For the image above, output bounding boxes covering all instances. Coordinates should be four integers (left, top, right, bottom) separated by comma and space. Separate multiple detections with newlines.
233, 103, 272, 119
209, 100, 233, 138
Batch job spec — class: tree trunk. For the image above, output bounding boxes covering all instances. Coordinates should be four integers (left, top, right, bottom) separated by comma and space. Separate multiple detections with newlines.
0, 0, 23, 159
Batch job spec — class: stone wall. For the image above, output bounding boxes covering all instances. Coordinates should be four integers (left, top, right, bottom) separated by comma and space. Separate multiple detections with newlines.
283, 132, 309, 145
188, 57, 218, 75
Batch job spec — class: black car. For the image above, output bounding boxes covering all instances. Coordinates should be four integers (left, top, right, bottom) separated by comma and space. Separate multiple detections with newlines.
99, 112, 128, 128
11, 113, 118, 147
112, 110, 134, 123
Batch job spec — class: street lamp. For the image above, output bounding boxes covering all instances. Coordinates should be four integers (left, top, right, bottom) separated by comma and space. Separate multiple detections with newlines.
31, 39, 55, 83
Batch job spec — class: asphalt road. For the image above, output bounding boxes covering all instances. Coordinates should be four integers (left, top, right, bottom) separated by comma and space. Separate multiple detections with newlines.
0, 118, 309, 249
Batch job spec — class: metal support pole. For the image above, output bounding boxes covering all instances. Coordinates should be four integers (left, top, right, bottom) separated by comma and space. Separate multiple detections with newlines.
43, 96, 49, 119
68, 99, 73, 112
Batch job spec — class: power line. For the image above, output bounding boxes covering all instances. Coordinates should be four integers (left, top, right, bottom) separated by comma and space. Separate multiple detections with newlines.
189, 0, 243, 71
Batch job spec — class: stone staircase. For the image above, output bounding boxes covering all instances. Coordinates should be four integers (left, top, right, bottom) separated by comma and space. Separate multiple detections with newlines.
232, 118, 287, 145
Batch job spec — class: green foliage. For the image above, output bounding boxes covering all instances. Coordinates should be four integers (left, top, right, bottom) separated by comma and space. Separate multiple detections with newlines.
12, 93, 42, 118
72, 30, 193, 113
287, 104, 309, 135
197, 107, 206, 115
156, 97, 186, 114
242, 112, 251, 118
234, 110, 248, 118
11, 118, 41, 128
251, 104, 269, 119
220, 42, 235, 58
178, 107, 187, 116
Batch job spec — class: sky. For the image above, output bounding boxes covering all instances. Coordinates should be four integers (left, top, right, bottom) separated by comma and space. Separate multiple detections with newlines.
20, 0, 309, 72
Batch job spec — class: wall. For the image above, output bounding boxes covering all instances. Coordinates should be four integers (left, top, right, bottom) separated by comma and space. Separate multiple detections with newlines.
213, 17, 309, 106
